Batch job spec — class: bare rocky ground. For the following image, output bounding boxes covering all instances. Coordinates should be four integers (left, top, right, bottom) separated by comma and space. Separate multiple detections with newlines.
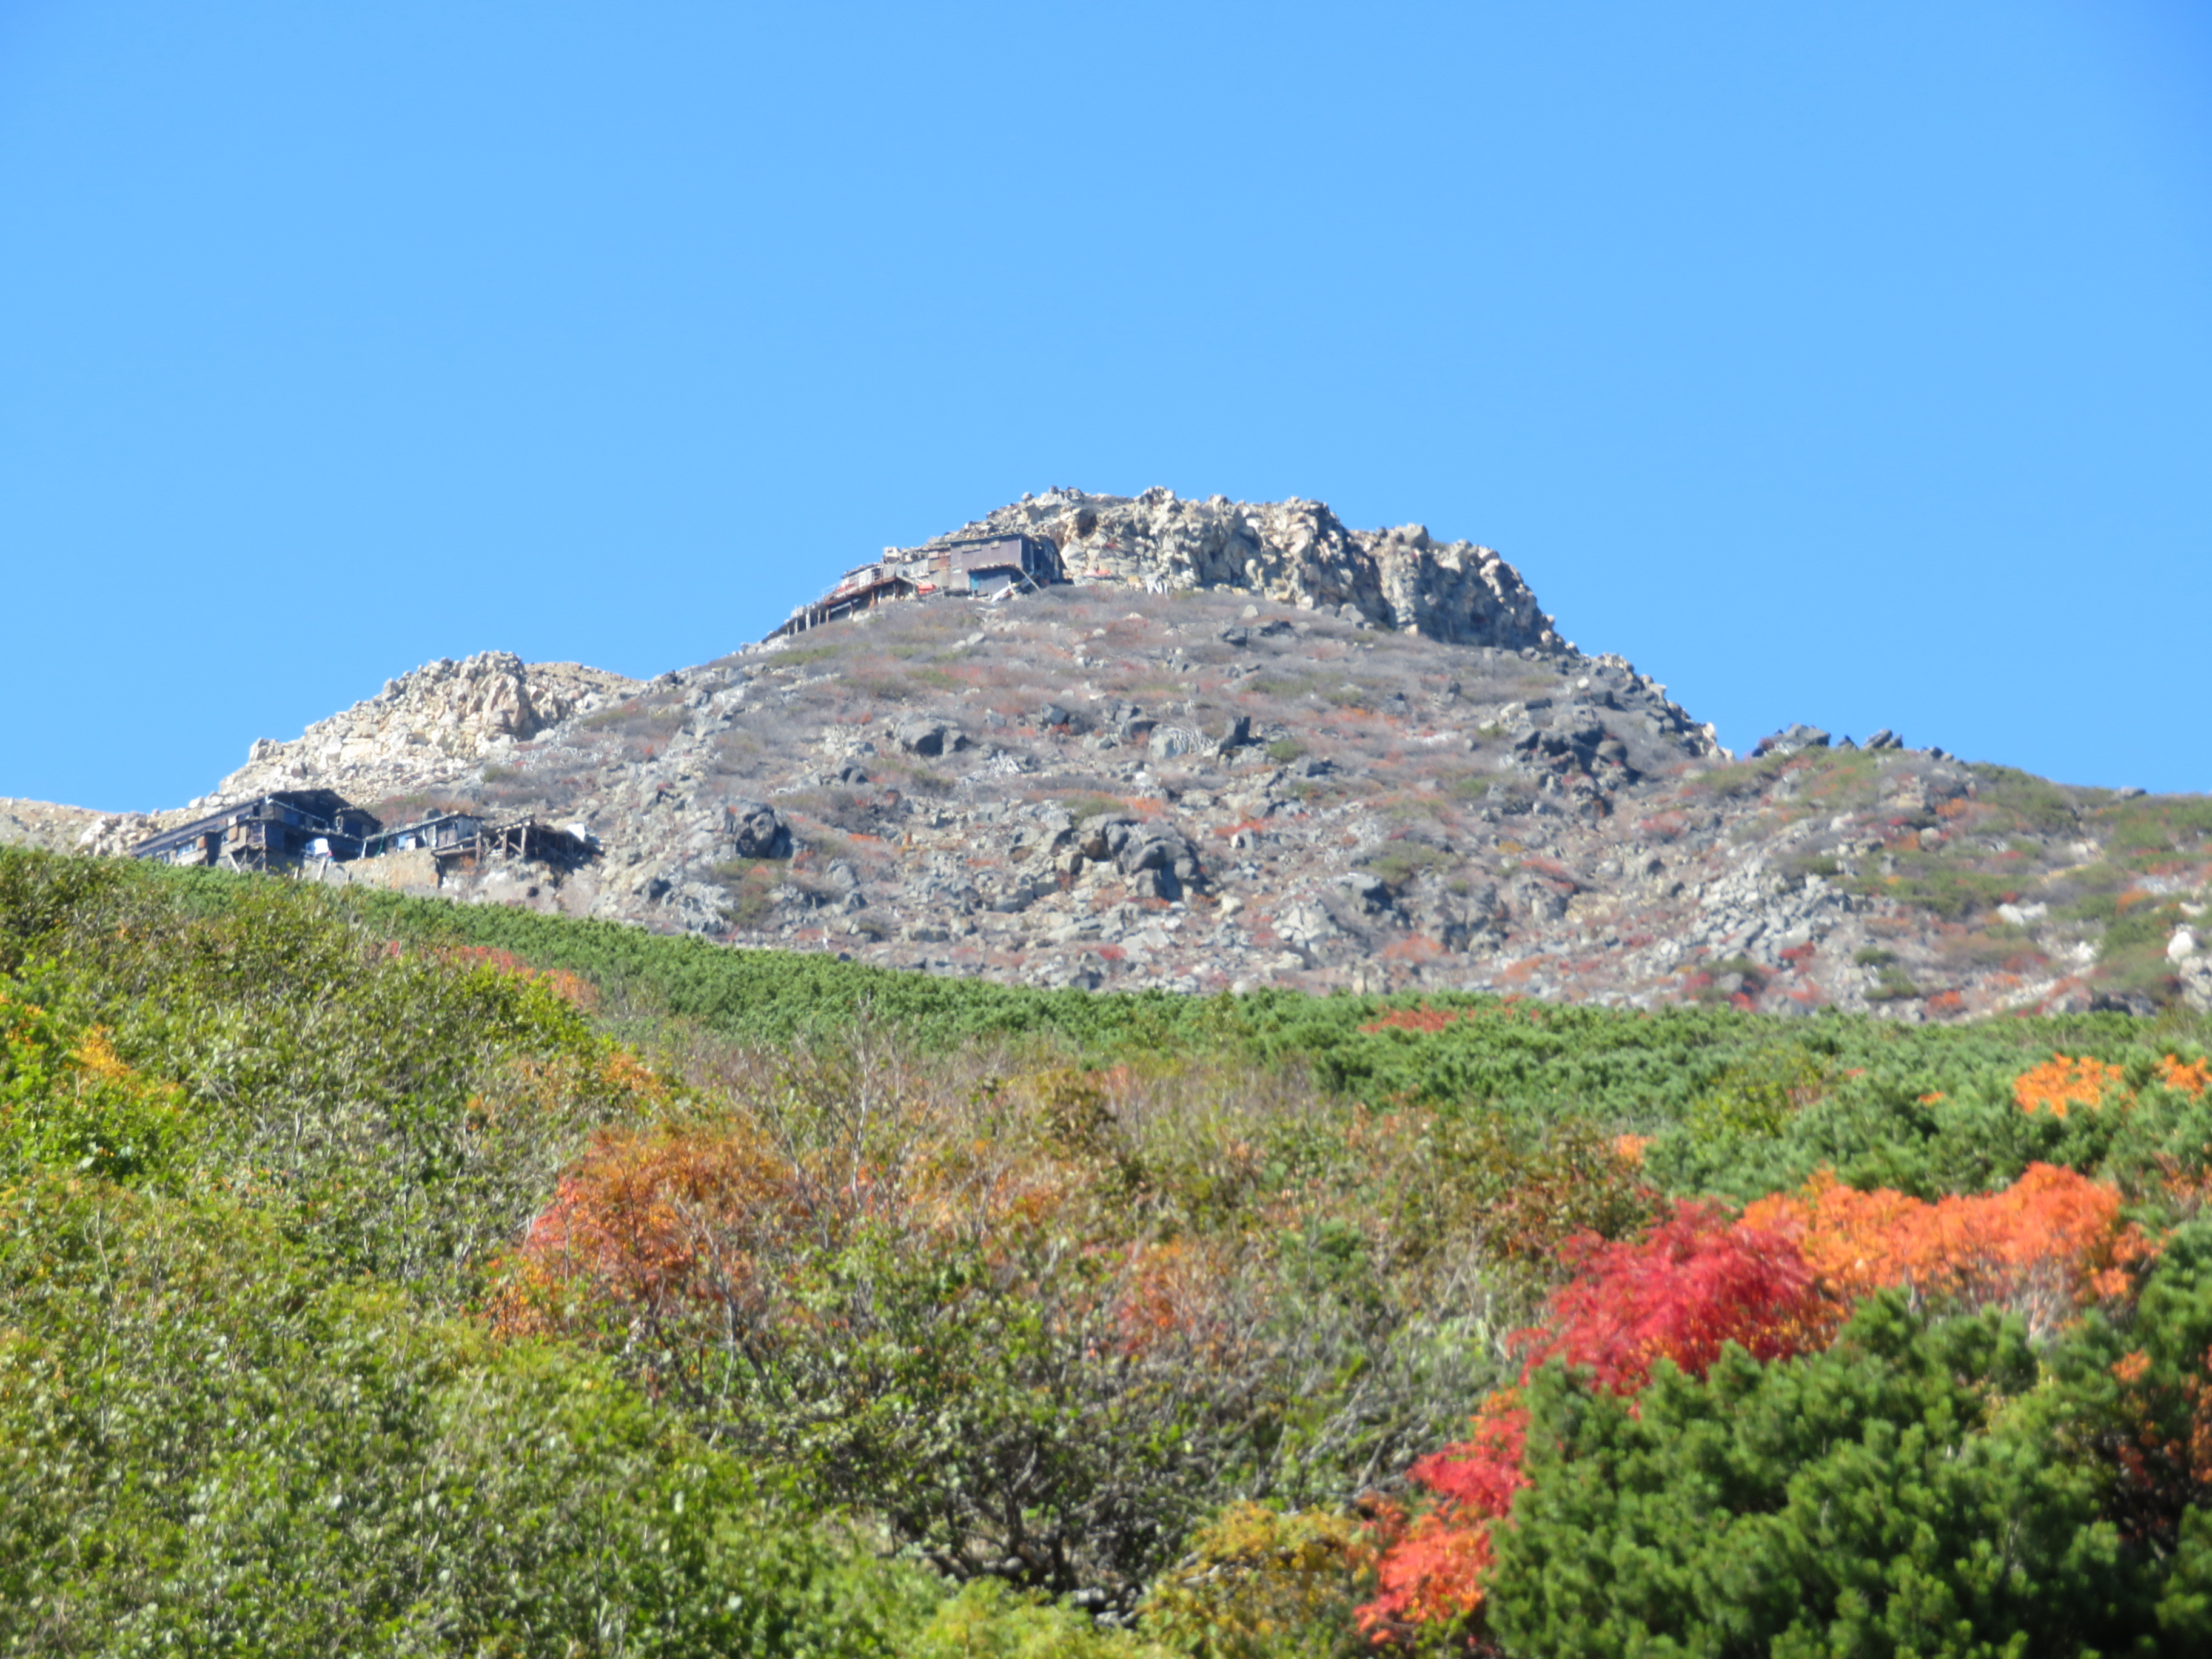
0, 797, 114, 854
18, 489, 2212, 1018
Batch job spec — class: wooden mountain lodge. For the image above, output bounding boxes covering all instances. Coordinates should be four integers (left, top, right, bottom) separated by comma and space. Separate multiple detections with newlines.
130, 791, 597, 879
770, 532, 1063, 640
130, 791, 383, 873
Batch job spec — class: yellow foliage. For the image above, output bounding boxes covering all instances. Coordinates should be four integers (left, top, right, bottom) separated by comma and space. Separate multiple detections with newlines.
917, 1579, 1170, 1657
1141, 1503, 1372, 1658
70, 1027, 135, 1083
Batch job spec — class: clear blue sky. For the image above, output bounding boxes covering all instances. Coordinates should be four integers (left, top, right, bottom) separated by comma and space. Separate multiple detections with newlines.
4, 2, 2208, 811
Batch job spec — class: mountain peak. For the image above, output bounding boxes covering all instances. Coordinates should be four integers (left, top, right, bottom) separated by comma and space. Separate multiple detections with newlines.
7, 492, 2202, 1021
909, 488, 1567, 652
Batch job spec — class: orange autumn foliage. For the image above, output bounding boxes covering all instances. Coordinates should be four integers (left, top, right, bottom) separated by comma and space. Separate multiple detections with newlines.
596, 1048, 671, 1104
496, 1108, 1078, 1341
2014, 1054, 2126, 1118
1744, 1161, 2147, 1338
1110, 1235, 1246, 1361
2156, 1054, 2212, 1098
400, 941, 600, 1009
69, 1025, 136, 1084
497, 1122, 808, 1332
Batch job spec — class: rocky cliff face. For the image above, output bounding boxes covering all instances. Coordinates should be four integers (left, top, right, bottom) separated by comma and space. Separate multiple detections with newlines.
12, 491, 2209, 1020
0, 797, 130, 856
945, 488, 1566, 651
207, 653, 640, 806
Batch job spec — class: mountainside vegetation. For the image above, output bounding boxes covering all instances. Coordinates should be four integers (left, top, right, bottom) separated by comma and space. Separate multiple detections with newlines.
8, 845, 2212, 1654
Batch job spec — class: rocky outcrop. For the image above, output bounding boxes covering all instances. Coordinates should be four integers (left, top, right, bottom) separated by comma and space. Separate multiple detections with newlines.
725, 802, 791, 860
0, 798, 164, 857
942, 488, 1565, 650
1071, 813, 1207, 902
207, 653, 639, 806
1, 798, 99, 854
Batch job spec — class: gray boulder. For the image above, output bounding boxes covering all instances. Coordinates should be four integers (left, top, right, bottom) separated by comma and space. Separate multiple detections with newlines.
1076, 813, 1136, 862
1120, 836, 1175, 874
2090, 989, 2159, 1017
1509, 871, 1571, 922
1148, 726, 1201, 762
1113, 820, 1205, 893
724, 801, 791, 859
896, 719, 948, 756
1031, 804, 1076, 848
1131, 866, 1181, 902
1335, 871, 1393, 914
1407, 874, 1501, 952
1754, 724, 1832, 758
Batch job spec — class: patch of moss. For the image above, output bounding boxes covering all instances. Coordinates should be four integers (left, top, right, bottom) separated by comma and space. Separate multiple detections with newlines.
1361, 842, 1451, 887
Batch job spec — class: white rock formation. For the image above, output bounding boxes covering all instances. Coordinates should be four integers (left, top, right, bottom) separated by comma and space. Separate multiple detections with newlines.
213, 652, 639, 803
947, 488, 1565, 651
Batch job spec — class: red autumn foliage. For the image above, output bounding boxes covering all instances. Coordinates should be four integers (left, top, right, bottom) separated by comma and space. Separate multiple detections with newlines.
1361, 1204, 1828, 1644
1362, 1167, 2143, 1646
1359, 1004, 1469, 1035
1358, 1394, 1529, 1641
1516, 1201, 1831, 1393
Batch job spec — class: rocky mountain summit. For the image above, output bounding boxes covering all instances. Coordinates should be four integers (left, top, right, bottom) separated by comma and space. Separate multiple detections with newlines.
951, 486, 1567, 649
13, 491, 2211, 1019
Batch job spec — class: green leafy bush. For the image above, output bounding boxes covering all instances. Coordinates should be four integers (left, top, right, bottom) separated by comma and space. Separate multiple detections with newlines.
0, 1175, 942, 1657
1489, 1295, 2142, 1658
